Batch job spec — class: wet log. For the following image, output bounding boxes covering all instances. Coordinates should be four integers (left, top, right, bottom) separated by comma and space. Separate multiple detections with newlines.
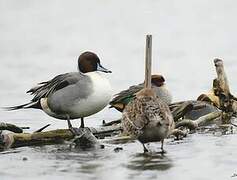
0, 100, 207, 151
171, 101, 193, 121
0, 122, 23, 133
170, 100, 215, 111
0, 125, 121, 150
175, 111, 222, 130
184, 101, 219, 120
170, 128, 188, 140
101, 135, 133, 144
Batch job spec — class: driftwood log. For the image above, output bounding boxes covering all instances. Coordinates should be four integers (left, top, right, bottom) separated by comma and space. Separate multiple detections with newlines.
0, 125, 122, 151
0, 100, 217, 150
198, 59, 237, 123
0, 122, 24, 133
0, 58, 236, 151
175, 111, 221, 130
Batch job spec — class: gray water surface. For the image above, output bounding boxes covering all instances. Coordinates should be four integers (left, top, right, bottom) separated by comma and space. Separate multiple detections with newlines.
1, 1, 237, 180
1, 134, 237, 180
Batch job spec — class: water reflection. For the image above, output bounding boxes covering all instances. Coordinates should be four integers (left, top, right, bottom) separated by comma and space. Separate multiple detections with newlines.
30, 144, 113, 177
33, 144, 109, 161
127, 152, 173, 171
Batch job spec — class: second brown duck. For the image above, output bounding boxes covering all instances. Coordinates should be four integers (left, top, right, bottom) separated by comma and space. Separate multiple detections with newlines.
110, 74, 172, 112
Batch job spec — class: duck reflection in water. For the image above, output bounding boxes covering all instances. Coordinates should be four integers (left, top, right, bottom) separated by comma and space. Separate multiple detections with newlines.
127, 151, 173, 171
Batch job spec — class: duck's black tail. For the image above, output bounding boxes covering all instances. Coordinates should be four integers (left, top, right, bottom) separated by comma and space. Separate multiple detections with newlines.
4, 101, 41, 111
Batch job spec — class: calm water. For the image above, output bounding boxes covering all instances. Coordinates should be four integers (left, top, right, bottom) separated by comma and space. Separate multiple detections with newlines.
1, 1, 237, 179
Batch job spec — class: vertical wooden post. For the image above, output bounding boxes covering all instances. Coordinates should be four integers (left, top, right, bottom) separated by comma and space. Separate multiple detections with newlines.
145, 35, 152, 89
214, 59, 233, 124
214, 58, 230, 95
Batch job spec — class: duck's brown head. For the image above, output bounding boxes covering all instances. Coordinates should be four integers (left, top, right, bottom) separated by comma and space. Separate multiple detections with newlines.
151, 74, 165, 87
78, 51, 112, 73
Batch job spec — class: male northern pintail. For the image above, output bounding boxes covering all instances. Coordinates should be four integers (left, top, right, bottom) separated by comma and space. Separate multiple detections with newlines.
7, 51, 112, 129
109, 74, 172, 112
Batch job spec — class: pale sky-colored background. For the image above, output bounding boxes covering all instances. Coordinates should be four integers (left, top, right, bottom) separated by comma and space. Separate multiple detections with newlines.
1, 0, 237, 128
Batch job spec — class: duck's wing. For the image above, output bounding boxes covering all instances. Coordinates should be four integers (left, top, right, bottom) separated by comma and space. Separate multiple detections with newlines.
155, 99, 174, 132
5, 72, 85, 111
109, 83, 144, 111
27, 72, 83, 102
122, 96, 147, 137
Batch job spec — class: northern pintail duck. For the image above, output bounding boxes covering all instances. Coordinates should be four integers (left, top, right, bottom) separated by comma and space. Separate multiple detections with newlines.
7, 51, 112, 129
110, 74, 172, 112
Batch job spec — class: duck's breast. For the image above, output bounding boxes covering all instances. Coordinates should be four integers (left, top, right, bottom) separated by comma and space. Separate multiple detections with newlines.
69, 72, 112, 118
138, 116, 170, 143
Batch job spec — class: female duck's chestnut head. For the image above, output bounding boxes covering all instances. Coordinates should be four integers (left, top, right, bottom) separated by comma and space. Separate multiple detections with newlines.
151, 75, 165, 87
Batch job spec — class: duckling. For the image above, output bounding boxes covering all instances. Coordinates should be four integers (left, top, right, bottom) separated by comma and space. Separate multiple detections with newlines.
6, 51, 112, 129
110, 74, 172, 112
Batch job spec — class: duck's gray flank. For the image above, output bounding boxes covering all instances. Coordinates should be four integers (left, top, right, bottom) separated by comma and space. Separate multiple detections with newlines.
9, 72, 92, 113
47, 73, 92, 114
28, 72, 90, 101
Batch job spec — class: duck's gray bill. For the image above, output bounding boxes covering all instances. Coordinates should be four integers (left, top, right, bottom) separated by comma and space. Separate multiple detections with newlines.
97, 64, 112, 73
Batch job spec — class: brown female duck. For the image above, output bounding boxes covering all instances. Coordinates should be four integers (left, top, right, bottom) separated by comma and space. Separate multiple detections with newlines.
122, 88, 174, 152
122, 35, 174, 153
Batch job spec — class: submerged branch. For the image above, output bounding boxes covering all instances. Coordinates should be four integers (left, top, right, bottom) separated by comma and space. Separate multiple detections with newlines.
0, 123, 23, 133
175, 111, 222, 130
